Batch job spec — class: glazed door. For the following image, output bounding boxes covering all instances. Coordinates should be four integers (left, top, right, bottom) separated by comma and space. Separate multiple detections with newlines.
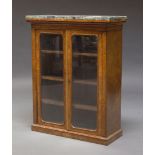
68, 31, 101, 134
36, 29, 105, 135
36, 30, 66, 128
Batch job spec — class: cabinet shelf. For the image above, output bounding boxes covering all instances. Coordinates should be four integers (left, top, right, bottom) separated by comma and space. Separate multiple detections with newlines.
42, 75, 96, 85
42, 75, 63, 81
73, 52, 97, 57
73, 79, 96, 85
42, 98, 97, 111
41, 50, 63, 54
41, 50, 97, 57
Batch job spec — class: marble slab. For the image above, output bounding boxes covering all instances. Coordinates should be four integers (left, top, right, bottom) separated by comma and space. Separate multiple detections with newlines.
25, 15, 127, 22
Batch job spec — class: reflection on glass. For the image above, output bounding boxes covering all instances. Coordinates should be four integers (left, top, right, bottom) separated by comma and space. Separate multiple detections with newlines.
72, 35, 97, 53
72, 35, 98, 130
72, 84, 96, 106
40, 33, 63, 51
40, 33, 64, 124
41, 53, 63, 77
72, 56, 97, 81
41, 80, 64, 123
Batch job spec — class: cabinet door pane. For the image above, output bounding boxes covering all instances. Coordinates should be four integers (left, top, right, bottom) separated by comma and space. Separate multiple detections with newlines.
72, 35, 98, 130
40, 33, 64, 124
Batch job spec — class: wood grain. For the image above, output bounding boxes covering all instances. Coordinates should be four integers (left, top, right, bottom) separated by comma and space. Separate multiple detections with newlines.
32, 124, 122, 145
97, 32, 107, 137
106, 30, 122, 136
28, 19, 126, 145
31, 27, 38, 124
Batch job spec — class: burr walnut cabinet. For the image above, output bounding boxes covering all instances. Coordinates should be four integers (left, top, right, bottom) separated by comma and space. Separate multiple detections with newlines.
26, 15, 127, 145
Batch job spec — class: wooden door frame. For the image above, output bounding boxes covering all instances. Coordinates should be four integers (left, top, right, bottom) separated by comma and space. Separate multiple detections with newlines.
66, 30, 107, 136
35, 29, 66, 129
32, 28, 107, 136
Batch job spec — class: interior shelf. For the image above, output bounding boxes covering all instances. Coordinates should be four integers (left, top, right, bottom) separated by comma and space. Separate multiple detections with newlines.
42, 98, 97, 111
41, 50, 97, 57
73, 52, 97, 57
73, 79, 96, 85
41, 50, 63, 54
42, 75, 96, 85
42, 75, 63, 81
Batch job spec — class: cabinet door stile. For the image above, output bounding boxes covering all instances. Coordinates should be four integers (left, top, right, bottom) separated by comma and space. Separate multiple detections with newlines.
63, 30, 67, 129
31, 28, 38, 124
97, 32, 107, 136
64, 30, 72, 130
68, 30, 73, 130
36, 30, 42, 124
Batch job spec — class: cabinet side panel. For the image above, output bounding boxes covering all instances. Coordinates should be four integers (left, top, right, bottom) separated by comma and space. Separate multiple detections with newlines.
106, 30, 122, 136
31, 27, 38, 123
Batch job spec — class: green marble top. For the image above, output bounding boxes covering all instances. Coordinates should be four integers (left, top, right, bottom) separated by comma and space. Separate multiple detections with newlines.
25, 15, 127, 22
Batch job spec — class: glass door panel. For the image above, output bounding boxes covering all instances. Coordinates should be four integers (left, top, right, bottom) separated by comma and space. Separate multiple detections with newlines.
72, 35, 98, 130
40, 33, 64, 124
41, 80, 64, 123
